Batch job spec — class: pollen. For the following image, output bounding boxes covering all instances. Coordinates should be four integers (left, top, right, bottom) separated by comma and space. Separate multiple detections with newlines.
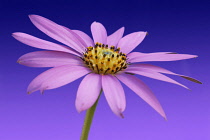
82, 42, 128, 75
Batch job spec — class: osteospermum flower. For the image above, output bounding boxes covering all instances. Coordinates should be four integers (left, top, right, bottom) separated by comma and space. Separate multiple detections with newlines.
13, 15, 201, 119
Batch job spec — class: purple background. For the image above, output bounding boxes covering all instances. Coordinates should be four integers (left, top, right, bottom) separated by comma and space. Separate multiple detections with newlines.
0, 0, 209, 140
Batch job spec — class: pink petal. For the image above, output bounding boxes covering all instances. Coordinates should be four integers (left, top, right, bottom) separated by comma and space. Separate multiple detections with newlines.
91, 22, 107, 44
27, 65, 90, 94
107, 27, 125, 47
18, 51, 82, 67
130, 64, 202, 84
125, 65, 189, 89
62, 26, 88, 48
116, 73, 166, 119
102, 75, 125, 118
12, 32, 80, 56
29, 15, 85, 53
148, 52, 177, 54
127, 52, 198, 63
76, 73, 101, 112
117, 32, 147, 54
72, 30, 94, 47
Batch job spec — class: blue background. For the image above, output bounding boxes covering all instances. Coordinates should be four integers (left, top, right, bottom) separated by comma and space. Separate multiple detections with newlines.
0, 0, 209, 139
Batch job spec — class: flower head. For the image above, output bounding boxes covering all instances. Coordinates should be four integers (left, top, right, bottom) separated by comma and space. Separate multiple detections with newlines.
13, 15, 201, 119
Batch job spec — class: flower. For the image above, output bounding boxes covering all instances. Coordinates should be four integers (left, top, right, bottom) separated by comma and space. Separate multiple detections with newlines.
13, 15, 201, 119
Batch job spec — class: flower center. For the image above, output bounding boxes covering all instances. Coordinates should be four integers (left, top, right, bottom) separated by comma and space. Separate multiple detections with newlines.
82, 42, 128, 75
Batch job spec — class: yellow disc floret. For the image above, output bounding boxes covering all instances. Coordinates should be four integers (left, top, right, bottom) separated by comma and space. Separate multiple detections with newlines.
82, 42, 128, 75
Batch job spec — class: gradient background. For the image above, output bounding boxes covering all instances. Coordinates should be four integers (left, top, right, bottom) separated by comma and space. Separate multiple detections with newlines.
0, 0, 209, 140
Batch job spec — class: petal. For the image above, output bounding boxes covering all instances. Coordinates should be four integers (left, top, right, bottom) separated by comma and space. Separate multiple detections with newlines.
18, 51, 82, 67
27, 65, 90, 94
107, 27, 125, 47
62, 26, 88, 48
125, 65, 189, 89
116, 73, 166, 119
117, 32, 147, 54
127, 52, 198, 63
91, 22, 107, 44
102, 75, 125, 118
130, 64, 202, 84
76, 73, 101, 112
12, 32, 80, 56
72, 30, 94, 47
29, 15, 85, 53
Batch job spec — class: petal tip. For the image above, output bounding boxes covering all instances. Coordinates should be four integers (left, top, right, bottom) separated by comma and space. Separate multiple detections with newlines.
29, 14, 41, 21
16, 60, 21, 64
187, 87, 191, 91
91, 21, 98, 25
121, 27, 125, 31
77, 109, 82, 113
12, 32, 21, 38
28, 14, 37, 18
161, 112, 167, 120
27, 86, 36, 95
76, 102, 86, 113
28, 14, 34, 19
76, 107, 84, 113
12, 32, 17, 36
180, 76, 202, 84
120, 113, 124, 118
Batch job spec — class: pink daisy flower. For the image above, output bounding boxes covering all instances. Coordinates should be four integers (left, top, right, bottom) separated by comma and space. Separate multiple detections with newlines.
13, 15, 201, 119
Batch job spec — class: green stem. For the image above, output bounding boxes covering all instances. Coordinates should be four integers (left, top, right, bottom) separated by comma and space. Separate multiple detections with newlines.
80, 90, 102, 140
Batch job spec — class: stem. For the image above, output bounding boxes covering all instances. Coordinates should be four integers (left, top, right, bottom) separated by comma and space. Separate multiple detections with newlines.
80, 90, 102, 140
